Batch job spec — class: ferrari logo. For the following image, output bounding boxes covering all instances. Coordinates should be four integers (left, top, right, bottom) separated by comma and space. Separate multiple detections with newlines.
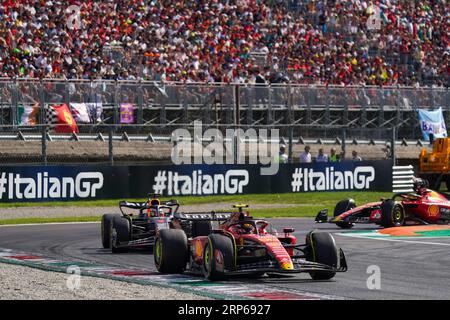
63, 111, 73, 126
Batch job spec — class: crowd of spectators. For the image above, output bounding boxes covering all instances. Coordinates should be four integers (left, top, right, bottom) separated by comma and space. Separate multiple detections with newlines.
298, 146, 360, 163
0, 0, 448, 86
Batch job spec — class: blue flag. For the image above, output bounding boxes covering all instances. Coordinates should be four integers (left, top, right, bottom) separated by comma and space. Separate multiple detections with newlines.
418, 108, 447, 141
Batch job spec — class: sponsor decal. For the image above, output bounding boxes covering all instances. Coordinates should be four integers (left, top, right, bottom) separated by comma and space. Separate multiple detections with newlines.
152, 169, 249, 196
370, 209, 382, 221
0, 171, 103, 200
428, 205, 440, 217
291, 166, 375, 192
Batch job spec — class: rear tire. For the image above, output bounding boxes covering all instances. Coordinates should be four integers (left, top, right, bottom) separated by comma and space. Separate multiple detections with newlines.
101, 214, 120, 248
306, 231, 339, 280
154, 229, 188, 274
380, 200, 405, 228
333, 199, 356, 229
111, 216, 130, 253
192, 221, 212, 237
203, 234, 235, 281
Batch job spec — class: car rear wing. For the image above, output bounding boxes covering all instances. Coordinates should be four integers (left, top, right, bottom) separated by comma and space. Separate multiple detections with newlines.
174, 211, 234, 221
119, 200, 180, 215
119, 201, 146, 210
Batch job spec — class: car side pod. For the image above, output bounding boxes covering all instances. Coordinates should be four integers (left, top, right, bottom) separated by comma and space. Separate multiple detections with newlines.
315, 209, 329, 223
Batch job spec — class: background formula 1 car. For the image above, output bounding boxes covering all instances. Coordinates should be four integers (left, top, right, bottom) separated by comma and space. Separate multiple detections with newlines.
315, 179, 450, 229
101, 194, 180, 253
154, 205, 347, 281
101, 194, 218, 253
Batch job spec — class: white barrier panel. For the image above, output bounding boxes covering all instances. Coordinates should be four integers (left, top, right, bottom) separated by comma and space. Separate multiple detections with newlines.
392, 165, 414, 193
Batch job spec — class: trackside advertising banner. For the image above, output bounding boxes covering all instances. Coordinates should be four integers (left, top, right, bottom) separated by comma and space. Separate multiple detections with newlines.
0, 161, 392, 202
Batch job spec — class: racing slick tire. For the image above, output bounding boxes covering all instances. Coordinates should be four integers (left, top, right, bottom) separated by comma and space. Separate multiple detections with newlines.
111, 216, 131, 253
380, 200, 405, 228
203, 234, 235, 281
446, 176, 450, 192
101, 214, 121, 249
333, 199, 356, 229
154, 229, 188, 274
306, 231, 339, 280
192, 221, 212, 237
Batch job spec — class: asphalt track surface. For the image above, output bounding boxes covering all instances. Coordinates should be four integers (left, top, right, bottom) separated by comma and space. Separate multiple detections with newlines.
1, 219, 449, 300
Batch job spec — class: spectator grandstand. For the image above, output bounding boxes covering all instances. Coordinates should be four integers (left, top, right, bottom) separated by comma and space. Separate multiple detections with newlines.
0, 0, 447, 86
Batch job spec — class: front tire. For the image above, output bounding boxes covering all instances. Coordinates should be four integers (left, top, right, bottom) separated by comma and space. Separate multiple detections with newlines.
203, 234, 235, 281
154, 229, 188, 274
101, 214, 120, 248
333, 199, 356, 229
380, 200, 405, 228
111, 216, 130, 253
306, 231, 339, 280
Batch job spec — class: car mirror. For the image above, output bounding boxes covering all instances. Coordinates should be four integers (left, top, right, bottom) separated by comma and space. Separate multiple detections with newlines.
315, 209, 329, 223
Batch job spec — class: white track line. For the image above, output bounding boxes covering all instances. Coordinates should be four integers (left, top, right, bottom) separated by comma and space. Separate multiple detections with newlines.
337, 234, 450, 247
0, 221, 100, 227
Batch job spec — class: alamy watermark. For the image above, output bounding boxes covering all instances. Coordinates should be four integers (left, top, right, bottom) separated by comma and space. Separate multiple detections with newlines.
171, 121, 281, 175
66, 265, 81, 291
366, 5, 382, 31
66, 5, 81, 30
366, 265, 381, 290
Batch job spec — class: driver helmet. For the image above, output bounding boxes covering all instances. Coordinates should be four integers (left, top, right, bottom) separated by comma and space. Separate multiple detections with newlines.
413, 177, 428, 193
240, 223, 255, 234
149, 208, 158, 217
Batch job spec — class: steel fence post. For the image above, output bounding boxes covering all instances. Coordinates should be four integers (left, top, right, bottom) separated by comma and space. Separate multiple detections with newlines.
65, 79, 70, 107
267, 85, 273, 124
39, 79, 46, 130
245, 85, 253, 125
342, 127, 347, 159
234, 84, 239, 164
391, 126, 396, 166
114, 81, 119, 132
109, 126, 114, 165
41, 125, 47, 166
137, 81, 143, 128
445, 88, 450, 129
235, 84, 240, 126
288, 125, 293, 163
306, 86, 311, 124
11, 78, 18, 129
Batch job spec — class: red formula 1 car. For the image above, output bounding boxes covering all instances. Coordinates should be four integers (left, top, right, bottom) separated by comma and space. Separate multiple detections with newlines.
315, 178, 450, 229
154, 205, 347, 281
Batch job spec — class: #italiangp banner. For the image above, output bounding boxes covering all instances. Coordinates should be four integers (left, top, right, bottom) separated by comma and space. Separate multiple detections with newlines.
0, 162, 392, 202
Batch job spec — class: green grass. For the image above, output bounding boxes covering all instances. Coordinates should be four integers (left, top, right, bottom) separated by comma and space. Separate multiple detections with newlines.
0, 192, 391, 208
0, 216, 101, 225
